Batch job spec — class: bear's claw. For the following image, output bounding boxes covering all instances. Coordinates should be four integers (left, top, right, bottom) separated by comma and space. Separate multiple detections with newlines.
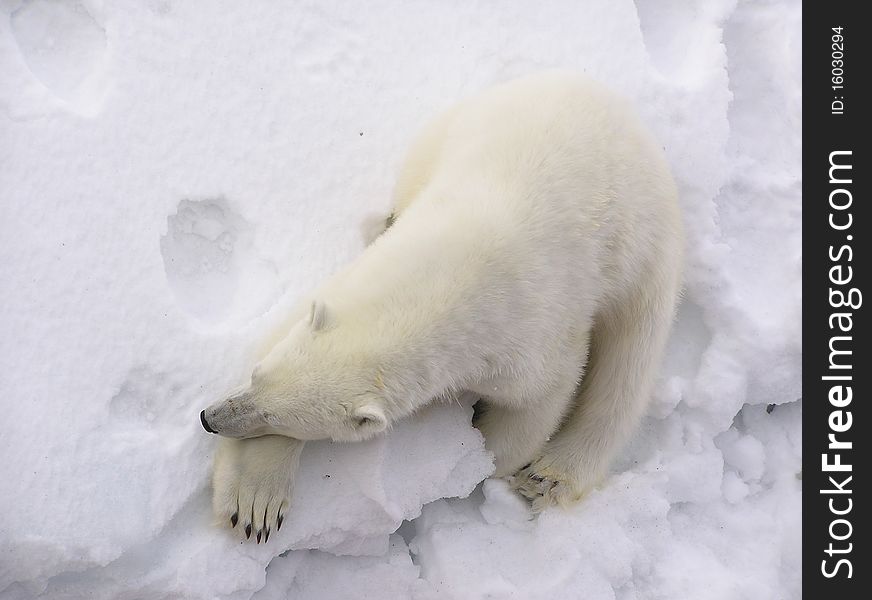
509, 461, 586, 513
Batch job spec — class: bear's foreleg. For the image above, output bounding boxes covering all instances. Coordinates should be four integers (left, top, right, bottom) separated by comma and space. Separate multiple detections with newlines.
474, 377, 578, 479
212, 435, 304, 542
511, 275, 680, 511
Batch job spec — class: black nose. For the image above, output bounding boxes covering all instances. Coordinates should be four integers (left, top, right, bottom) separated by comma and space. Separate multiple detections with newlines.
200, 410, 217, 434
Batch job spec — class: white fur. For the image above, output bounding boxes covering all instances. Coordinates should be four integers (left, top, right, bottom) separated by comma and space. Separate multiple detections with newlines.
204, 72, 683, 537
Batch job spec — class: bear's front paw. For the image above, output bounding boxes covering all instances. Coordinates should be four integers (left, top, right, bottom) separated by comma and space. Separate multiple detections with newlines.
212, 435, 304, 543
508, 460, 589, 513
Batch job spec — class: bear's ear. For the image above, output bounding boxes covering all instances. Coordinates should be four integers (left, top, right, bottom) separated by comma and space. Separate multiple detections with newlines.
308, 300, 331, 331
350, 401, 388, 437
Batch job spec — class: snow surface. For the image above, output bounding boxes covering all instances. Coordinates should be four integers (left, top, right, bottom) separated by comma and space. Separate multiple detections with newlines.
0, 0, 801, 598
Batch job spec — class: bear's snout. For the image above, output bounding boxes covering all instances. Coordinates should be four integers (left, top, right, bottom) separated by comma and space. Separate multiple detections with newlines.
199, 393, 265, 438
200, 410, 217, 434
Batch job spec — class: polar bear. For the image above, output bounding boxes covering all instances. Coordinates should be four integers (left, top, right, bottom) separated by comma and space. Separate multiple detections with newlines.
200, 72, 683, 542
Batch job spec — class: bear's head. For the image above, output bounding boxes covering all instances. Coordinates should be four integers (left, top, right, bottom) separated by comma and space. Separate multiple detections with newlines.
200, 301, 389, 443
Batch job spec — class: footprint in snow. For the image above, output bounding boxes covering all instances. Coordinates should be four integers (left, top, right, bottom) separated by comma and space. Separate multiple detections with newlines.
160, 198, 280, 332
10, 0, 110, 117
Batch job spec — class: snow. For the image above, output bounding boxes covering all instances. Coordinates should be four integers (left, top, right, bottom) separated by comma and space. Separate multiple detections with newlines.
0, 0, 801, 598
